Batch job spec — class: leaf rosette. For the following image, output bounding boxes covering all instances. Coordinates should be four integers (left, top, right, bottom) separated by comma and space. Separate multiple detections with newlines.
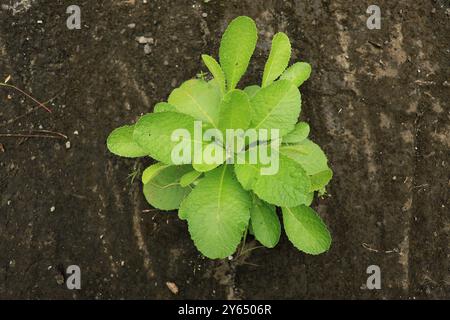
107, 16, 333, 259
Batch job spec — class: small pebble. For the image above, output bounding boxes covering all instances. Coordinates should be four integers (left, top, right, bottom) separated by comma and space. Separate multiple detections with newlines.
50, 206, 55, 212
55, 274, 64, 285
202, 12, 208, 18
73, 130, 79, 135
166, 282, 179, 295
144, 44, 151, 54
65, 141, 71, 149
135, 36, 154, 44
127, 23, 136, 29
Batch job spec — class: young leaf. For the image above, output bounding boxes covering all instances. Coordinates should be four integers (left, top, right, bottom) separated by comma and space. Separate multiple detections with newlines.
134, 112, 226, 169
142, 162, 170, 184
251, 154, 312, 207
219, 16, 258, 91
107, 125, 148, 158
143, 165, 192, 211
250, 80, 301, 138
282, 122, 310, 144
244, 85, 260, 98
154, 102, 176, 113
218, 89, 251, 134
133, 112, 198, 165
180, 170, 203, 187
282, 205, 331, 255
250, 199, 281, 248
310, 168, 333, 192
262, 32, 291, 88
192, 144, 225, 173
180, 165, 251, 259
234, 161, 259, 191
168, 79, 221, 127
280, 62, 312, 87
235, 151, 311, 207
279, 139, 329, 175
201, 54, 226, 94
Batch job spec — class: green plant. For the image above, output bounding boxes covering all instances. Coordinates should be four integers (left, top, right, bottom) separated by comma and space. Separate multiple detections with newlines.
107, 16, 333, 259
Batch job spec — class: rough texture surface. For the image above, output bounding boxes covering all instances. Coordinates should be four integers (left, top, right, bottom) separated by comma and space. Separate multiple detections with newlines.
0, 0, 449, 299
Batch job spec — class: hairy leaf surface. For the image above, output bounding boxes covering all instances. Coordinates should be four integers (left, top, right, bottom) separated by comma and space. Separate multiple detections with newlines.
250, 80, 301, 138
218, 90, 251, 133
219, 16, 257, 91
154, 102, 176, 113
143, 165, 192, 210
282, 122, 310, 144
180, 170, 203, 187
279, 139, 329, 175
202, 54, 226, 94
107, 125, 148, 158
235, 149, 312, 207
262, 32, 291, 87
280, 62, 312, 87
168, 79, 221, 127
282, 205, 331, 254
244, 85, 261, 99
142, 162, 170, 184
180, 165, 251, 259
250, 199, 281, 248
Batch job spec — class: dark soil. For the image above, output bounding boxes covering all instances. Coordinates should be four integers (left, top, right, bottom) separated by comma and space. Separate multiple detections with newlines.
0, 0, 449, 299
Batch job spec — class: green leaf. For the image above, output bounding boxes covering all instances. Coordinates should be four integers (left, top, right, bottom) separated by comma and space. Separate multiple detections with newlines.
133, 112, 197, 165
218, 89, 251, 133
107, 125, 148, 158
244, 85, 260, 98
168, 79, 221, 127
262, 32, 291, 88
279, 139, 329, 175
180, 170, 203, 187
280, 62, 312, 87
250, 199, 281, 248
307, 192, 315, 206
180, 165, 251, 259
282, 122, 310, 144
202, 54, 226, 94
282, 205, 331, 255
133, 112, 226, 169
154, 102, 176, 113
219, 16, 258, 91
192, 140, 226, 172
142, 162, 170, 184
250, 80, 301, 138
251, 154, 311, 207
143, 165, 192, 210
310, 168, 333, 191
234, 147, 312, 207
234, 160, 259, 191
